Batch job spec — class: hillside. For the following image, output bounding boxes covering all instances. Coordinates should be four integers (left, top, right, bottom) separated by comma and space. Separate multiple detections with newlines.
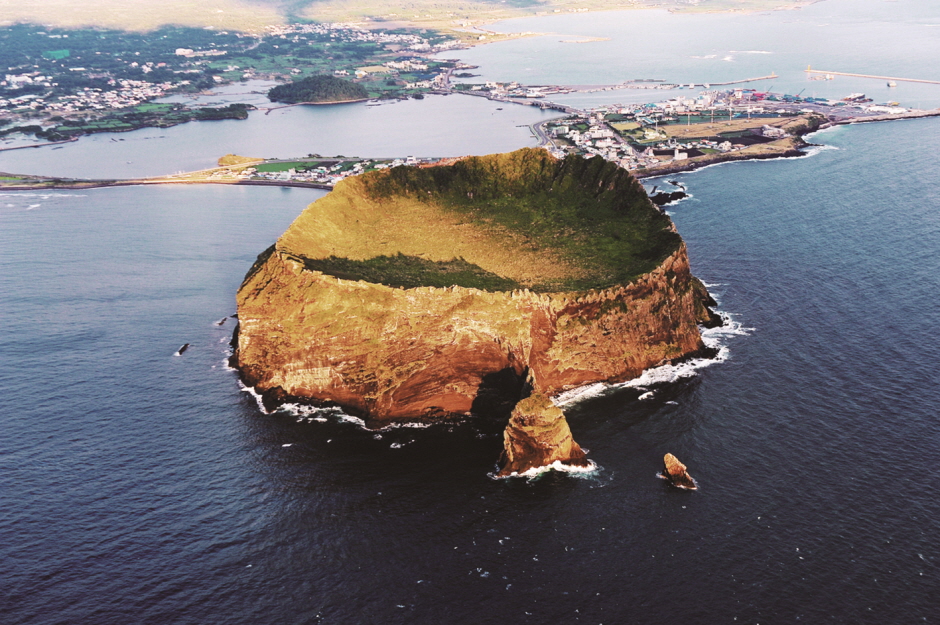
267, 75, 369, 104
233, 148, 719, 474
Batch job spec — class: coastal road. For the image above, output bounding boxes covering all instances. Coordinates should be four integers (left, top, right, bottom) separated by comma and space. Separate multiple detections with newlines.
530, 119, 555, 147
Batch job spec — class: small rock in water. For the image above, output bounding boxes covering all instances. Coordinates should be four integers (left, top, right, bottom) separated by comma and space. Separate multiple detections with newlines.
216, 317, 227, 326
661, 453, 697, 490
175, 343, 190, 356
497, 393, 590, 477
649, 191, 687, 206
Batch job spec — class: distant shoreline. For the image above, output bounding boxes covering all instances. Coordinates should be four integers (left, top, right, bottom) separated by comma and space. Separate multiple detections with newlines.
2, 108, 937, 193
634, 108, 940, 179
0, 177, 333, 192
263, 98, 371, 114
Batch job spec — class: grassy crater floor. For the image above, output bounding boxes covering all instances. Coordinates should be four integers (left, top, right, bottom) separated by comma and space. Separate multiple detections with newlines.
276, 148, 681, 293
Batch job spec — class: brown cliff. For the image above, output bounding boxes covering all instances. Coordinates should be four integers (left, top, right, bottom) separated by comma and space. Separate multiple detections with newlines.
661, 453, 697, 490
231, 148, 718, 472
497, 393, 590, 477
234, 241, 713, 421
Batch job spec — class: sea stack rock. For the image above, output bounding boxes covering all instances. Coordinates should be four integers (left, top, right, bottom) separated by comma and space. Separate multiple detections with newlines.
497, 393, 589, 477
231, 148, 720, 468
662, 453, 697, 490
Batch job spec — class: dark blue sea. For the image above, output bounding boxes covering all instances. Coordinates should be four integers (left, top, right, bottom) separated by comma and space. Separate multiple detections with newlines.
3, 113, 938, 623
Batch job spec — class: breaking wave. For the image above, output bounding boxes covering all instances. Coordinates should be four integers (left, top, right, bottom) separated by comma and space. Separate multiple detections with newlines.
272, 399, 439, 431
554, 311, 752, 408
489, 459, 600, 481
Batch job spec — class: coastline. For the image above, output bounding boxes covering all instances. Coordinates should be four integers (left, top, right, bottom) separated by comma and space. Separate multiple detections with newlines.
630, 108, 940, 179
0, 177, 333, 192
262, 98, 371, 114
2, 108, 937, 193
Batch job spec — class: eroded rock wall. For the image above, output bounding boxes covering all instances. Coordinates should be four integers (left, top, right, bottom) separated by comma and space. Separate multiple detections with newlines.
498, 393, 590, 477
233, 242, 711, 425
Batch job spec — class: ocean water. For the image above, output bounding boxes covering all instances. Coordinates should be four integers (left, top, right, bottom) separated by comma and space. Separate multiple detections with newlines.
442, 0, 940, 110
3, 113, 938, 625
3, 2, 940, 622
0, 93, 550, 179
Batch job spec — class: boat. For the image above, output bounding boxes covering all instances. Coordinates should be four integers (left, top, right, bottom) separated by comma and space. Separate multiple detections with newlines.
887, 81, 897, 87
842, 93, 870, 102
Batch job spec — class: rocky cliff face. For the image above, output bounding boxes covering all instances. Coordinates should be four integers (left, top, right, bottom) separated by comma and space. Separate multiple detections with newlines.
661, 453, 697, 490
498, 393, 590, 477
232, 148, 718, 474
235, 241, 712, 421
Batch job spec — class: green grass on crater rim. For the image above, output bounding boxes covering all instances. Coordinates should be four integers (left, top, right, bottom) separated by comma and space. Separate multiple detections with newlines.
302, 253, 524, 291
293, 148, 682, 293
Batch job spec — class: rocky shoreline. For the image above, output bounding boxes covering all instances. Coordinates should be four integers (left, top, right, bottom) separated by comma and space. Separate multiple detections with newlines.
231, 149, 722, 475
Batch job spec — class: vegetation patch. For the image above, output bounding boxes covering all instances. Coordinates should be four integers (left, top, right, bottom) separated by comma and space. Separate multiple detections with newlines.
267, 75, 368, 104
365, 150, 680, 290
302, 253, 523, 291
287, 149, 681, 293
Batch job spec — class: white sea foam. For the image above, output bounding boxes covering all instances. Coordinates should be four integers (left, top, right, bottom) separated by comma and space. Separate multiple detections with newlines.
638, 391, 655, 401
798, 143, 840, 159
555, 311, 752, 407
803, 124, 843, 141
490, 459, 600, 480
661, 192, 692, 207
554, 382, 608, 406
238, 381, 268, 413
657, 472, 699, 490
274, 400, 441, 432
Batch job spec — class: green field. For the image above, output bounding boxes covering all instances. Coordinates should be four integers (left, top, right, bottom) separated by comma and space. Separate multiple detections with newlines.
282, 149, 681, 292
255, 160, 331, 173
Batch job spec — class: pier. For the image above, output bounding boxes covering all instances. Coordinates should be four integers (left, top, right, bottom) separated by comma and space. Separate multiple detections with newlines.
705, 73, 778, 86
805, 68, 940, 85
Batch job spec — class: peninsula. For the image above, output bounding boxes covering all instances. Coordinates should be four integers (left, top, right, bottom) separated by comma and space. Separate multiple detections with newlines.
231, 148, 720, 475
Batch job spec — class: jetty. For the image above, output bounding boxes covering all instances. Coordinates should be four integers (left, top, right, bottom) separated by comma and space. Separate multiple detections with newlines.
706, 73, 778, 86
805, 68, 940, 85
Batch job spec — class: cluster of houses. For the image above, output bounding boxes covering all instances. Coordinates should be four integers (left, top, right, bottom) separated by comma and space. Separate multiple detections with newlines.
263, 22, 460, 53
0, 77, 178, 112
235, 160, 376, 185
222, 156, 426, 185
547, 104, 759, 171
0, 20, 462, 121
467, 81, 572, 99
547, 114, 650, 169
